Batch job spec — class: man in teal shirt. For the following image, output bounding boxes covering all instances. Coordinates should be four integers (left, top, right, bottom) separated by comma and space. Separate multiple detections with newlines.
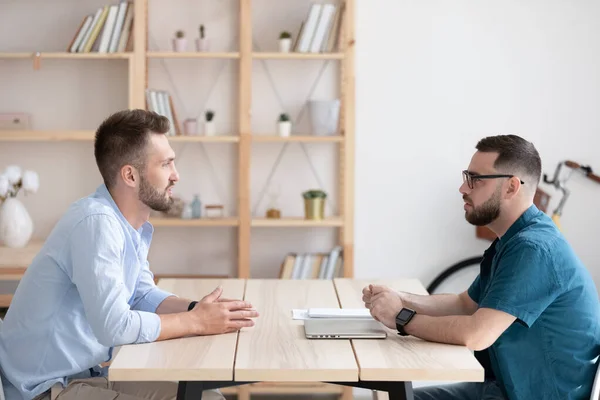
363, 134, 600, 399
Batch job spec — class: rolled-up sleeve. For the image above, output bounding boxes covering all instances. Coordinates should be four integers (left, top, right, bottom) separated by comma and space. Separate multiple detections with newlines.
69, 214, 162, 346
131, 261, 175, 313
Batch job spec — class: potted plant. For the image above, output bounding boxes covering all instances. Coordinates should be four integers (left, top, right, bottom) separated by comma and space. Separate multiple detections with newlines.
0, 165, 39, 248
279, 31, 292, 53
173, 30, 186, 52
196, 24, 209, 51
204, 110, 216, 136
278, 113, 291, 137
302, 189, 327, 220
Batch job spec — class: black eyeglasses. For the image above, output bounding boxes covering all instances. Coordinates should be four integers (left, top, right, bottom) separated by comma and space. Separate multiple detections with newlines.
462, 170, 525, 190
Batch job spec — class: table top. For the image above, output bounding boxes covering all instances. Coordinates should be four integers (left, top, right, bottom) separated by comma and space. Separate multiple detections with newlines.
109, 278, 484, 383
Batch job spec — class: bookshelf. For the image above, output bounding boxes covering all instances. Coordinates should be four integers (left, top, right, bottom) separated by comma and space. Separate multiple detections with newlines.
1, 0, 354, 396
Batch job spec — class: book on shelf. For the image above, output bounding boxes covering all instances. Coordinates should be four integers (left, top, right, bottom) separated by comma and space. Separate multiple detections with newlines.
293, 2, 345, 53
145, 89, 180, 136
279, 246, 343, 279
67, 1, 134, 53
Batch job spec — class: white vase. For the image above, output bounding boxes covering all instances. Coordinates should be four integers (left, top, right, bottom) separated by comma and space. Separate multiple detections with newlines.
196, 38, 209, 52
173, 38, 187, 52
278, 121, 292, 137
205, 120, 216, 136
279, 38, 292, 53
308, 99, 341, 136
0, 198, 33, 248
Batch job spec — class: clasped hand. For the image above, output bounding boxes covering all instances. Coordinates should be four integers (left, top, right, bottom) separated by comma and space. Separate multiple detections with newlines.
362, 284, 403, 329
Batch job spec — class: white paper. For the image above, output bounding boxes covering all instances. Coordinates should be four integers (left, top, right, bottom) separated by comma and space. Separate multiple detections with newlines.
308, 308, 373, 319
292, 309, 310, 320
292, 308, 373, 320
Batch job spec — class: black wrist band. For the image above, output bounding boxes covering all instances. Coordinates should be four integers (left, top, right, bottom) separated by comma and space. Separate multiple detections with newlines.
187, 301, 198, 311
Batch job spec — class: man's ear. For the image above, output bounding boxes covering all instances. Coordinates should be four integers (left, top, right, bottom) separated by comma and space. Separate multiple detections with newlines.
504, 177, 520, 200
121, 165, 138, 188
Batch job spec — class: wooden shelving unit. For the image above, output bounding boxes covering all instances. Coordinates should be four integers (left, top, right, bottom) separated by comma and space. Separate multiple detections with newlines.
2, 0, 355, 397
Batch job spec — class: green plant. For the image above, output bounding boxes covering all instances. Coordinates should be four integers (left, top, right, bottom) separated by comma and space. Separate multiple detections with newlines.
199, 25, 205, 39
302, 189, 327, 199
205, 110, 214, 122
175, 30, 185, 39
279, 31, 291, 40
278, 113, 290, 122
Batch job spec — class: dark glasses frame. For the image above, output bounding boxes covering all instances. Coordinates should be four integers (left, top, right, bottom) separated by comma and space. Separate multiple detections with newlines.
462, 170, 525, 190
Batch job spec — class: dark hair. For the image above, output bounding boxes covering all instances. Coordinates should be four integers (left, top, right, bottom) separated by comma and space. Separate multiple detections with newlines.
94, 109, 170, 189
476, 134, 542, 187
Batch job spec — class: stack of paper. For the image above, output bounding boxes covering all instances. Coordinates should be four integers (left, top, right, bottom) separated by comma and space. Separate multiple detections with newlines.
292, 308, 373, 320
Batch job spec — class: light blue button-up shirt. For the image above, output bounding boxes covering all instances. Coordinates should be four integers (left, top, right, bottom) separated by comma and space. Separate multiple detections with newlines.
0, 184, 174, 400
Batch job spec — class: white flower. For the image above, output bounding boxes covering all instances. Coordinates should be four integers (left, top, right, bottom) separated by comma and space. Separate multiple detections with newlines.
0, 175, 8, 197
22, 170, 39, 194
3, 165, 22, 185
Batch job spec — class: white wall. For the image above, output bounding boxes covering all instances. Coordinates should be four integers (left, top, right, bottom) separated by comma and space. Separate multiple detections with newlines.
355, 0, 600, 293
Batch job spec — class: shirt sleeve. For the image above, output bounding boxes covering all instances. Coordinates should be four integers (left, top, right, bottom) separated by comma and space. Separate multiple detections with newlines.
130, 260, 176, 313
478, 241, 560, 327
467, 274, 482, 304
68, 214, 162, 347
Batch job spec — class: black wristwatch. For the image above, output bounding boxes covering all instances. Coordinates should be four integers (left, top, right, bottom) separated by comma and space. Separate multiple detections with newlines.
395, 308, 416, 336
187, 301, 198, 311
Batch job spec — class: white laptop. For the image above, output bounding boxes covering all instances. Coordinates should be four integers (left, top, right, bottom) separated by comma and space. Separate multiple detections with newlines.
304, 318, 387, 339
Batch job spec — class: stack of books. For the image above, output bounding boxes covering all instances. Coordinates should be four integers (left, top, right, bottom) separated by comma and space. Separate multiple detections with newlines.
145, 89, 180, 136
291, 2, 346, 53
67, 1, 134, 53
279, 246, 343, 279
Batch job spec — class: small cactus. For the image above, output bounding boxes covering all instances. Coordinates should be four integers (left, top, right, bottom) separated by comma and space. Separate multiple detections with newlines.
279, 31, 291, 40
199, 25, 205, 39
279, 113, 290, 122
175, 30, 185, 39
205, 110, 215, 122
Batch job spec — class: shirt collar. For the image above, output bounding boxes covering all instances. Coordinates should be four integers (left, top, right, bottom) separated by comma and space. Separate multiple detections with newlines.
499, 204, 539, 245
95, 184, 154, 245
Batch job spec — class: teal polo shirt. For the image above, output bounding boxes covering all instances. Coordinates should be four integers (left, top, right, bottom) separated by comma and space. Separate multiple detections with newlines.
468, 205, 600, 400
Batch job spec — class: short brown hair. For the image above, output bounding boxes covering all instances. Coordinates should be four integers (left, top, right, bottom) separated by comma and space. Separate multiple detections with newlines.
94, 109, 170, 189
476, 134, 542, 187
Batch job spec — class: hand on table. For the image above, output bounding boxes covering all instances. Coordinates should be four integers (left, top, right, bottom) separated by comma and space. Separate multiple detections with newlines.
363, 284, 404, 330
190, 286, 259, 335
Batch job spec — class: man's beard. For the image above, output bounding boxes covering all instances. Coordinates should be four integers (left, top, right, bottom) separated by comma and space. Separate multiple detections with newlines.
138, 174, 174, 212
464, 188, 501, 226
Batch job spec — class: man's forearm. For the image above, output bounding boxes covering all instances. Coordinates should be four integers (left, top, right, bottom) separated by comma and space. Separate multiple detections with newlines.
404, 314, 475, 348
156, 312, 197, 341
156, 295, 193, 314
401, 292, 472, 316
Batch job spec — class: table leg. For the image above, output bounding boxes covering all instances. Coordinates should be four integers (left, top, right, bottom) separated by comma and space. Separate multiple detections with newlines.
390, 381, 414, 400
177, 382, 204, 400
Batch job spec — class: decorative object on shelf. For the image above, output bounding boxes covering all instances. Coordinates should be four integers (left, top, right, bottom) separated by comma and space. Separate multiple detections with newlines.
278, 31, 292, 53
196, 24, 209, 51
173, 30, 187, 52
205, 204, 224, 218
309, 99, 340, 136
265, 183, 281, 219
204, 110, 216, 136
0, 165, 39, 248
0, 113, 31, 130
278, 113, 292, 137
181, 202, 193, 219
190, 194, 202, 219
183, 118, 198, 136
302, 189, 326, 220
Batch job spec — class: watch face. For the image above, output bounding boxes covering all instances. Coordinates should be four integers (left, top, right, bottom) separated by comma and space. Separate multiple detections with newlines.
397, 308, 414, 321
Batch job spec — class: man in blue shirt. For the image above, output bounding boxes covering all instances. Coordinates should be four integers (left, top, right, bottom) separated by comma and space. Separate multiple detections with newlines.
0, 110, 259, 400
363, 135, 600, 400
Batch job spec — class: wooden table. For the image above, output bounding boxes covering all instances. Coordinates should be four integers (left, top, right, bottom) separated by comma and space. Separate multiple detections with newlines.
109, 278, 484, 400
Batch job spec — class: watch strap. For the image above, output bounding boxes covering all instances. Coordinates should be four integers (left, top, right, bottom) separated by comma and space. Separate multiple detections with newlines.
187, 301, 198, 311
